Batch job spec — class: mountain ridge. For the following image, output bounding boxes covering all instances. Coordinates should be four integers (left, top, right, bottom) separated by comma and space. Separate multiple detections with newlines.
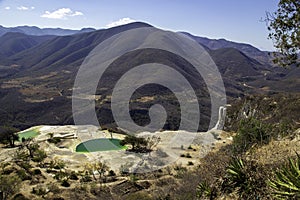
181, 32, 273, 66
0, 25, 96, 37
0, 22, 298, 131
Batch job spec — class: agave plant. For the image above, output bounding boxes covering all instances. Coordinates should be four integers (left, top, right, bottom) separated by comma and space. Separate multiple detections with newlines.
196, 181, 214, 199
268, 154, 300, 199
226, 157, 246, 188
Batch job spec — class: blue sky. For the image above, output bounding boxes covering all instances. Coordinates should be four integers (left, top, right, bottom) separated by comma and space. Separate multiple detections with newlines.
0, 0, 279, 50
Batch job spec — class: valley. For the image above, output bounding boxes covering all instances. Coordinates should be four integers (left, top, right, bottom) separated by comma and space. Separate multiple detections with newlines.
0, 20, 299, 200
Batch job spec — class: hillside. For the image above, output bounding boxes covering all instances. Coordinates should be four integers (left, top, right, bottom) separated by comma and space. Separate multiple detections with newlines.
182, 32, 273, 65
0, 21, 299, 200
0, 22, 298, 131
0, 32, 56, 57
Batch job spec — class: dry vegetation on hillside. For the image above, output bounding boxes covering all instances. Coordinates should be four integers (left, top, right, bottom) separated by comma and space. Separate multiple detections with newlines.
0, 93, 299, 200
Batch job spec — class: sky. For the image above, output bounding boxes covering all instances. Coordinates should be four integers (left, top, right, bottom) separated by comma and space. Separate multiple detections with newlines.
0, 0, 279, 50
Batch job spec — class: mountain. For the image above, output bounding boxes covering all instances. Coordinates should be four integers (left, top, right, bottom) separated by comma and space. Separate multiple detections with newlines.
0, 22, 298, 131
182, 32, 273, 65
0, 32, 56, 57
9, 22, 152, 74
0, 25, 96, 37
209, 48, 265, 78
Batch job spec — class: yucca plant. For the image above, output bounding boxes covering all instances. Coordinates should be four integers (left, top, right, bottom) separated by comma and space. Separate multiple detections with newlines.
268, 154, 300, 199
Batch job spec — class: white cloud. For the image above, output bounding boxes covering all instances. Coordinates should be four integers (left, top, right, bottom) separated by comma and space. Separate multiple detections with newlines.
17, 6, 29, 10
5, 6, 10, 10
41, 8, 83, 19
105, 17, 136, 28
17, 6, 35, 11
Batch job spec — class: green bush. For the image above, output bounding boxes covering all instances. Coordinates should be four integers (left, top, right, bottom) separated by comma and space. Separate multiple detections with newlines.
129, 174, 139, 183
54, 171, 69, 181
51, 160, 66, 170
17, 161, 32, 171
32, 149, 47, 162
17, 169, 31, 181
80, 174, 92, 182
268, 154, 300, 199
233, 117, 272, 153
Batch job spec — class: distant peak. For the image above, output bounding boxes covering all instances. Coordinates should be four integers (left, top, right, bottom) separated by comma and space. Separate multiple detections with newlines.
107, 21, 153, 29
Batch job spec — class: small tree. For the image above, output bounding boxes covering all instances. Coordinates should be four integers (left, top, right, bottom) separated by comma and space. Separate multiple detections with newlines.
84, 161, 109, 182
23, 139, 39, 158
266, 0, 299, 67
94, 161, 109, 182
0, 126, 19, 147
19, 139, 47, 163
0, 174, 21, 200
120, 135, 148, 152
108, 129, 113, 139
146, 136, 161, 150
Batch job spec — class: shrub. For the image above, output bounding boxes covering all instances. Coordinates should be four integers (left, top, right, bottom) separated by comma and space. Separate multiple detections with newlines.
47, 138, 61, 144
108, 170, 116, 176
47, 182, 60, 193
80, 174, 92, 182
129, 174, 139, 183
54, 171, 69, 181
52, 160, 66, 170
17, 169, 31, 181
187, 161, 194, 166
233, 117, 271, 153
69, 171, 79, 180
0, 174, 22, 200
32, 185, 47, 196
186, 153, 192, 158
13, 193, 30, 200
32, 149, 47, 163
17, 161, 32, 171
32, 168, 42, 175
61, 179, 70, 187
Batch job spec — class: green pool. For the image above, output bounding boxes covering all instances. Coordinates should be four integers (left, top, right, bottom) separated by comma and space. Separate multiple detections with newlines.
18, 129, 39, 141
76, 138, 127, 153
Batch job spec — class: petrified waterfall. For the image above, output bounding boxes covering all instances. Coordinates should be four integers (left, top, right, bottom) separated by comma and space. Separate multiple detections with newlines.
212, 106, 227, 130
